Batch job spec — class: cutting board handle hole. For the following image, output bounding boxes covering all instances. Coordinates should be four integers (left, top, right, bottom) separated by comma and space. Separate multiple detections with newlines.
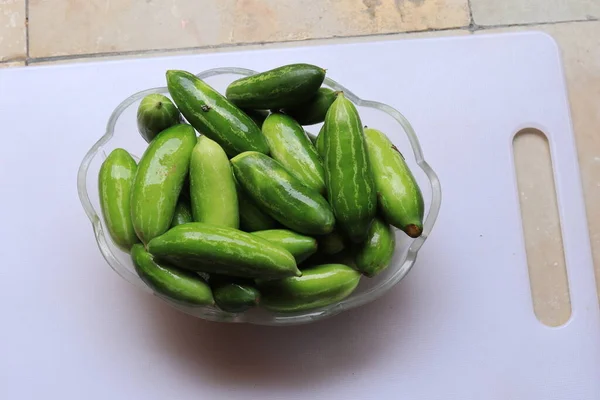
513, 128, 571, 327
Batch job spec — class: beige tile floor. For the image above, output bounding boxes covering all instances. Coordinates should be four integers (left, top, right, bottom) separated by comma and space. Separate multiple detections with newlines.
0, 0, 26, 61
1, 0, 598, 324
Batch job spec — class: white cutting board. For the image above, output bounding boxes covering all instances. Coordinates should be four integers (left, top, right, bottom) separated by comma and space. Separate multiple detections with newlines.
0, 32, 598, 400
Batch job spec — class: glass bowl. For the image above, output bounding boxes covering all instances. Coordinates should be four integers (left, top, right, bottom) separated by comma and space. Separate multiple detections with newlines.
77, 67, 442, 326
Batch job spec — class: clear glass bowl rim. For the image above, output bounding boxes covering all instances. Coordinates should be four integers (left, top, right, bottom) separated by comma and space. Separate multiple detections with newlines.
76, 66, 442, 326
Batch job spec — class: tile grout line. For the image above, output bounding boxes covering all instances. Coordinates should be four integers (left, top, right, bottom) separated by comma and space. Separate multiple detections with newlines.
477, 17, 598, 30
1, 17, 597, 67
24, 0, 30, 66
20, 25, 471, 64
466, 0, 478, 32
